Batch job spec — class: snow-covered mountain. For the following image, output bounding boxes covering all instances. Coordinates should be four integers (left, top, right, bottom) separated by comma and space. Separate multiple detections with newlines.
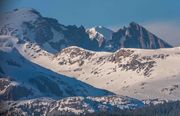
0, 8, 172, 54
0, 35, 179, 115
0, 8, 179, 115
4, 36, 178, 101
0, 36, 112, 101
53, 46, 180, 101
0, 8, 100, 53
2, 35, 179, 101
0, 36, 146, 115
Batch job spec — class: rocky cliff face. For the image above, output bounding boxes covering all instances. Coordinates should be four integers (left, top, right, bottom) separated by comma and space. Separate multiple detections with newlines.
105, 22, 172, 51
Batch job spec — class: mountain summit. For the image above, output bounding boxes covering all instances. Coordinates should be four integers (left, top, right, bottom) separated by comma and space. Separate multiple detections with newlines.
105, 22, 172, 51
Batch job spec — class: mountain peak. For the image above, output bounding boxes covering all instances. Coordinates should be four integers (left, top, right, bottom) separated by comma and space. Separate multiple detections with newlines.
129, 21, 140, 27
127, 22, 145, 31
117, 22, 142, 33
110, 22, 172, 50
11, 8, 41, 17
1, 8, 41, 26
14, 8, 39, 13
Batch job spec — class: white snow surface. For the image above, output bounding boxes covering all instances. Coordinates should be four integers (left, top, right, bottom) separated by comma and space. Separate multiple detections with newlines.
0, 36, 113, 99
1, 35, 180, 102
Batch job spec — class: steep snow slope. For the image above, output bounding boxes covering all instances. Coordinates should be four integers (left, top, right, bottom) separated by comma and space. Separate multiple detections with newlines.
1, 35, 180, 101
55, 47, 180, 100
0, 36, 112, 100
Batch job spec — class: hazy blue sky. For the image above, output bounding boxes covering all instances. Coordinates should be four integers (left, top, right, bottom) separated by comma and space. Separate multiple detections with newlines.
3, 0, 180, 46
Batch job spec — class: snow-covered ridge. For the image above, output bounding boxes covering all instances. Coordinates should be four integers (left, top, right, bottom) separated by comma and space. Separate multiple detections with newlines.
1, 95, 144, 115
55, 46, 180, 100
1, 35, 180, 101
0, 36, 113, 101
